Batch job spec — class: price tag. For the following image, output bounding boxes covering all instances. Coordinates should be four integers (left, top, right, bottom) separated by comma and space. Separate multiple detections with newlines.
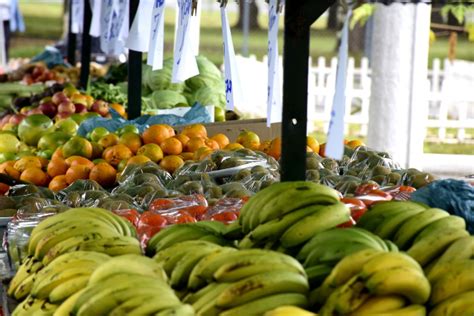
172, 0, 199, 82
71, 0, 84, 34
100, 0, 129, 56
266, 0, 281, 127
147, 0, 166, 70
325, 7, 352, 160
126, 0, 153, 52
90, 0, 103, 37
221, 6, 244, 111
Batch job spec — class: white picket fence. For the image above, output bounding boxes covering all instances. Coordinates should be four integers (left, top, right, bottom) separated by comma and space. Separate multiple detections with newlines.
305, 56, 474, 142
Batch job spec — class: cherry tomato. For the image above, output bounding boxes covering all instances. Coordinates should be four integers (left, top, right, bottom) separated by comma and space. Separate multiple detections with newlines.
211, 211, 239, 223
139, 211, 168, 228
181, 205, 208, 219
149, 199, 176, 212
112, 209, 140, 227
355, 183, 380, 196
176, 214, 198, 224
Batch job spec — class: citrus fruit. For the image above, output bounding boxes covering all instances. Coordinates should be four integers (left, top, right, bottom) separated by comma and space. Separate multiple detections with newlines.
186, 137, 207, 152
319, 143, 326, 157
110, 103, 126, 117
119, 132, 142, 154
194, 147, 213, 161
236, 130, 260, 150
137, 143, 163, 163
267, 137, 281, 159
18, 114, 55, 146
20, 167, 49, 186
65, 156, 95, 170
65, 165, 91, 184
90, 127, 110, 142
224, 143, 244, 151
117, 125, 139, 135
102, 144, 133, 167
91, 142, 104, 159
307, 136, 320, 153
54, 118, 79, 136
14, 156, 42, 173
211, 133, 229, 149
180, 152, 194, 161
52, 147, 64, 160
204, 138, 220, 150
47, 158, 68, 178
181, 124, 207, 138
62, 137, 93, 159
175, 134, 190, 147
49, 175, 69, 191
89, 162, 117, 187
160, 137, 183, 155
347, 139, 365, 149
98, 133, 120, 148
0, 133, 20, 153
37, 132, 70, 152
126, 155, 151, 165
159, 155, 184, 174
142, 124, 173, 145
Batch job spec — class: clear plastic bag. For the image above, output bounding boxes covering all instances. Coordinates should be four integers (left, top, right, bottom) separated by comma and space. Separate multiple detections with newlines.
6, 218, 38, 269
202, 197, 248, 224
117, 162, 172, 186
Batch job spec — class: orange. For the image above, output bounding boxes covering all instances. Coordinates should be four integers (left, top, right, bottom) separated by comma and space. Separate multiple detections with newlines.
306, 146, 313, 152
62, 137, 93, 159
1, 165, 20, 180
89, 162, 117, 187
136, 143, 163, 163
267, 137, 281, 159
37, 157, 49, 168
307, 136, 320, 154
258, 140, 271, 153
0, 161, 15, 173
20, 167, 49, 186
14, 156, 42, 173
160, 137, 183, 155
51, 147, 64, 160
347, 139, 365, 149
65, 156, 95, 170
110, 103, 126, 117
47, 158, 68, 178
119, 132, 142, 154
175, 134, 190, 147
204, 138, 220, 150
142, 124, 173, 145
194, 147, 213, 161
159, 155, 184, 174
224, 143, 244, 151
91, 142, 104, 159
49, 175, 69, 191
65, 165, 91, 184
236, 130, 260, 150
181, 124, 207, 138
319, 143, 326, 157
98, 133, 120, 148
164, 125, 176, 137
126, 155, 151, 165
186, 137, 206, 152
102, 144, 133, 167
180, 152, 195, 161
211, 133, 229, 149
117, 159, 129, 172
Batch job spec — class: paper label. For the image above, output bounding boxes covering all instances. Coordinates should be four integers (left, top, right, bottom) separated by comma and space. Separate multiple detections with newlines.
325, 7, 352, 159
221, 7, 244, 111
126, 0, 154, 52
147, 0, 166, 70
171, 0, 199, 82
266, 0, 281, 127
90, 0, 103, 37
71, 0, 84, 34
100, 0, 128, 56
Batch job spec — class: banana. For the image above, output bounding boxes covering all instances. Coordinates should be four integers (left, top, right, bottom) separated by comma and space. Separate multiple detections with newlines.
319, 275, 370, 316
108, 295, 157, 315
407, 226, 469, 267
429, 260, 474, 306
126, 299, 182, 316
240, 204, 326, 248
360, 304, 426, 316
197, 233, 230, 246
191, 282, 232, 312
193, 220, 226, 234
304, 264, 333, 287
297, 227, 382, 261
265, 305, 316, 316
359, 252, 423, 279
365, 266, 431, 304
48, 275, 90, 304
414, 215, 466, 243
78, 236, 142, 256
219, 293, 308, 316
374, 207, 425, 240
41, 251, 110, 270
41, 235, 99, 266
304, 241, 375, 268
153, 226, 214, 252
427, 259, 474, 283
13, 272, 36, 301
255, 183, 340, 230
64, 207, 126, 235
216, 270, 309, 308
223, 220, 244, 240
349, 295, 406, 315
154, 304, 195, 316
88, 254, 167, 284
436, 235, 474, 264
280, 202, 351, 248
53, 288, 86, 316
384, 239, 399, 252
429, 290, 474, 316
146, 225, 191, 256
8, 256, 43, 297
392, 208, 450, 250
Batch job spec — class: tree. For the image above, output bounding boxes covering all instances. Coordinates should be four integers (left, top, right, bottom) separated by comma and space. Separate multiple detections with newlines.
234, 1, 260, 30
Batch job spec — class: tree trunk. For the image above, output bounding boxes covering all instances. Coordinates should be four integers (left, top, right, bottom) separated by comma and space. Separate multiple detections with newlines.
235, 1, 260, 30
327, 4, 340, 30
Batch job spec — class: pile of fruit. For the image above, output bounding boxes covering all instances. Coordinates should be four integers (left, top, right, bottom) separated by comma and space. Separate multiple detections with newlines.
4, 181, 473, 315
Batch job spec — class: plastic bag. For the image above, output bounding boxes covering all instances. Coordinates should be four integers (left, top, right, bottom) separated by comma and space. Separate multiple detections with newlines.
203, 197, 248, 224
6, 218, 38, 269
411, 179, 474, 233
342, 146, 400, 180
117, 162, 171, 186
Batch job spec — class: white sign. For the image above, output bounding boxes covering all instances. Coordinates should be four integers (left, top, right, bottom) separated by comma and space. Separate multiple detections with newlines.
266, 0, 281, 126
126, 0, 154, 52
221, 6, 244, 111
172, 0, 199, 82
325, 7, 352, 159
147, 0, 166, 70
100, 0, 129, 56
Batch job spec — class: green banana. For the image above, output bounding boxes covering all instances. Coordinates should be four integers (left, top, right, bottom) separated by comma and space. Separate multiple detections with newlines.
304, 241, 375, 268
414, 215, 466, 243
197, 233, 230, 246
154, 304, 195, 316
392, 208, 450, 250
280, 202, 350, 248
146, 225, 192, 256
365, 266, 431, 304
222, 220, 244, 240
153, 226, 214, 252
216, 270, 309, 308
304, 264, 333, 288
53, 288, 86, 316
384, 239, 399, 252
429, 260, 474, 306
108, 295, 157, 316
64, 207, 125, 235
359, 252, 423, 279
191, 282, 232, 312
436, 235, 474, 264
362, 304, 426, 316
48, 275, 90, 304
78, 236, 142, 256
350, 295, 406, 315
126, 299, 182, 316
374, 207, 425, 240
193, 220, 226, 234
427, 259, 474, 283
219, 293, 308, 316
429, 290, 474, 316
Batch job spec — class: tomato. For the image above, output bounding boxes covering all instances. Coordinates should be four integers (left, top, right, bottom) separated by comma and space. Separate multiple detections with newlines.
398, 185, 416, 193
357, 190, 393, 207
355, 183, 380, 196
139, 211, 168, 228
148, 199, 176, 212
176, 214, 197, 224
113, 209, 140, 227
338, 217, 357, 228
180, 194, 208, 206
181, 205, 208, 219
211, 211, 239, 223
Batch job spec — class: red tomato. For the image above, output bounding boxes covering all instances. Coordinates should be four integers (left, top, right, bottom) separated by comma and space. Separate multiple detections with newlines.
176, 214, 197, 224
113, 209, 140, 227
399, 185, 416, 193
211, 211, 239, 223
180, 194, 208, 206
139, 212, 168, 228
148, 199, 176, 212
338, 217, 356, 228
357, 190, 393, 207
181, 205, 208, 219
355, 183, 380, 196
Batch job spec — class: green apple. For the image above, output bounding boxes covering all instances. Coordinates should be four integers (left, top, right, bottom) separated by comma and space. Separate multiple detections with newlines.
214, 106, 226, 122
0, 133, 20, 153
70, 113, 87, 125
117, 125, 139, 135
0, 152, 17, 163
17, 114, 55, 146
55, 118, 79, 136
90, 127, 110, 142
37, 132, 70, 152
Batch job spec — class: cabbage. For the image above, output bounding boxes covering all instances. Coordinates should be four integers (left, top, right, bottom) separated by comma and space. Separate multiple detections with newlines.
145, 58, 185, 93
149, 90, 189, 109
191, 86, 226, 108
185, 56, 223, 92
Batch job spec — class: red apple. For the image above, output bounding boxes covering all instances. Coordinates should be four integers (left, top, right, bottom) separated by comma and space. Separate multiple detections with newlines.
39, 101, 58, 118
91, 100, 109, 117
9, 114, 25, 125
52, 92, 69, 105
74, 103, 88, 113
58, 101, 76, 115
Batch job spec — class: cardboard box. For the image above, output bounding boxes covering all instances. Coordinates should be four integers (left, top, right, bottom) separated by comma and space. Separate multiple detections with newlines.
176, 119, 282, 141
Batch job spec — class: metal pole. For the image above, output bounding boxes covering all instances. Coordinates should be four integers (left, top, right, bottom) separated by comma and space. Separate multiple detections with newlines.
280, 0, 334, 181
127, 0, 142, 120
67, 0, 76, 65
242, 0, 249, 57
79, 0, 92, 89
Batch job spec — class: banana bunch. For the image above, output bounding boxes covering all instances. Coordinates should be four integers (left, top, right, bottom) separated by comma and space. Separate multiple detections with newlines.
68, 254, 192, 315
319, 252, 430, 316
12, 296, 59, 316
163, 245, 309, 315
28, 207, 138, 263
146, 221, 233, 256
265, 306, 317, 316
297, 227, 394, 288
238, 181, 348, 250
7, 256, 44, 301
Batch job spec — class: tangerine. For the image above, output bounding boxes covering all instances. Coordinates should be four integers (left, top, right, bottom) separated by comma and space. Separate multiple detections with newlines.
204, 138, 220, 150
259, 140, 271, 153
109, 103, 126, 117
160, 137, 183, 155
89, 162, 117, 187
62, 136, 93, 159
20, 167, 49, 186
1, 165, 20, 180
65, 156, 95, 170
65, 165, 91, 184
136, 143, 163, 163
98, 133, 120, 148
180, 152, 195, 161
91, 142, 104, 159
307, 136, 320, 154
194, 147, 213, 161
236, 130, 260, 150
186, 137, 207, 152
347, 139, 365, 149
211, 133, 230, 149
126, 155, 151, 165
224, 143, 244, 151
319, 143, 326, 157
119, 132, 142, 154
142, 124, 172, 145
14, 156, 42, 172
175, 134, 190, 147
51, 147, 64, 160
0, 161, 15, 173
48, 175, 69, 191
102, 144, 133, 167
181, 124, 207, 138
159, 155, 184, 174
47, 158, 68, 178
